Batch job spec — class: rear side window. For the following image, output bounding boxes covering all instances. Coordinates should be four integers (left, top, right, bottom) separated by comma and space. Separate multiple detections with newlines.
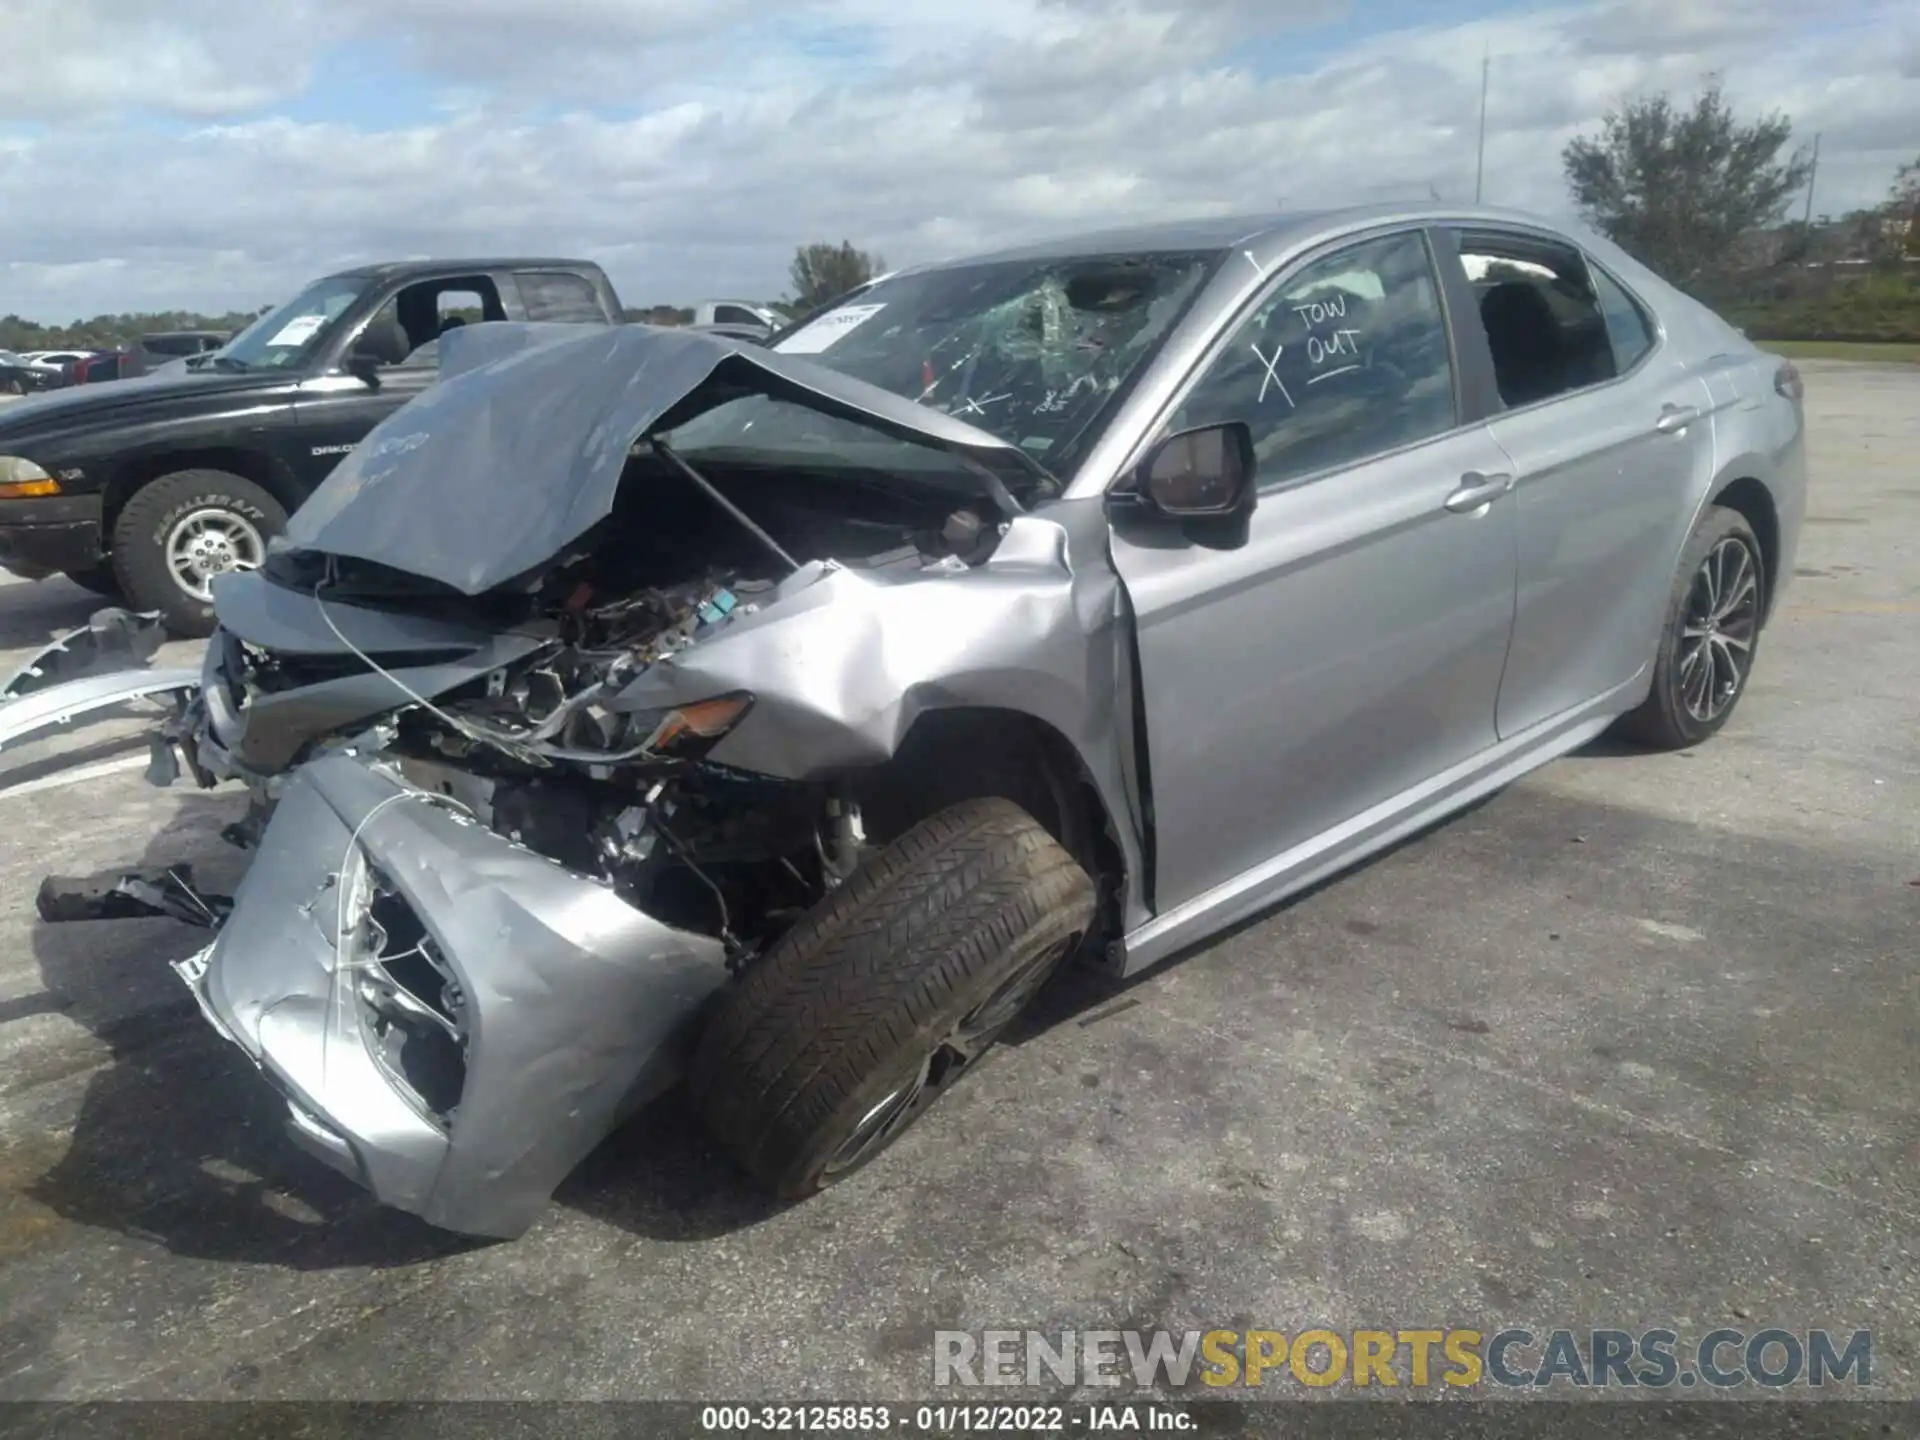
516, 272, 606, 323
1458, 234, 1619, 405
1588, 263, 1656, 375
1166, 230, 1457, 489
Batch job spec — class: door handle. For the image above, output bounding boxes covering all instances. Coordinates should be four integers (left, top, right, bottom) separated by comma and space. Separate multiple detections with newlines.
1655, 404, 1700, 434
1443, 471, 1514, 514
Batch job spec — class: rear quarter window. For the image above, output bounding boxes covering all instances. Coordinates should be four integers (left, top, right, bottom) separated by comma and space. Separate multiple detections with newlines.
1587, 263, 1657, 374
516, 272, 608, 323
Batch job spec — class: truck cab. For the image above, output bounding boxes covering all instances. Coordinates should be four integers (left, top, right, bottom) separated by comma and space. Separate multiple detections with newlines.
0, 257, 624, 635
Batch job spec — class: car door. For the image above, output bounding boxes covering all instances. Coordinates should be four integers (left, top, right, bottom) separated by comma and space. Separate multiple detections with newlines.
1441, 228, 1718, 739
1107, 227, 1521, 913
286, 292, 448, 491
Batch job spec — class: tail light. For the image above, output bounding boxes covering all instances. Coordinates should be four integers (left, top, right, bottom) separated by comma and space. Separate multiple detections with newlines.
1774, 362, 1804, 403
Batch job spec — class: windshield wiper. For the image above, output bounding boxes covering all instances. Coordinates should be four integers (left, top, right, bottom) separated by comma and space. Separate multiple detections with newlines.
207, 355, 251, 373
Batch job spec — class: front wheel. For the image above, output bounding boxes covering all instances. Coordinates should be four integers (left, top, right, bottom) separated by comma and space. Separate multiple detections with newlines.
1614, 505, 1766, 750
110, 469, 287, 638
688, 797, 1097, 1200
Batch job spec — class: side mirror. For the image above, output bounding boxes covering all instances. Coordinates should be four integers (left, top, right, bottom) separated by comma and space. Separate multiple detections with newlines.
345, 351, 383, 390
1134, 422, 1256, 517
346, 319, 410, 390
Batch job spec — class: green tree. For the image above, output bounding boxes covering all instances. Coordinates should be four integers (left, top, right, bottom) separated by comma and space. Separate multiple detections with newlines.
785, 241, 885, 314
1562, 76, 1813, 287
1887, 155, 1920, 258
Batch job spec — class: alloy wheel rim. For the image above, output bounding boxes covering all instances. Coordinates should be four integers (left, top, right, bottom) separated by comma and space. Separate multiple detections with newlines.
1677, 535, 1760, 723
822, 933, 1078, 1177
164, 507, 265, 601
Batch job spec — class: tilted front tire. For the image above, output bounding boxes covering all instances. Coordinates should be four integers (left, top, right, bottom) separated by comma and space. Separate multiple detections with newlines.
688, 797, 1097, 1200
110, 468, 287, 639
1614, 505, 1766, 750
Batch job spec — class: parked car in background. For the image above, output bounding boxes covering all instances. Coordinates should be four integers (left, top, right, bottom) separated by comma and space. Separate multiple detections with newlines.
133, 330, 231, 378
156, 203, 1805, 1239
138, 330, 229, 362
65, 351, 137, 386
0, 350, 59, 396
686, 322, 774, 345
0, 256, 626, 632
20, 350, 93, 386
691, 298, 783, 332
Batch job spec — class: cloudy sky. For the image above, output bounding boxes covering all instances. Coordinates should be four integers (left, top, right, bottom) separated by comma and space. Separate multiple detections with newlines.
1, 0, 1914, 320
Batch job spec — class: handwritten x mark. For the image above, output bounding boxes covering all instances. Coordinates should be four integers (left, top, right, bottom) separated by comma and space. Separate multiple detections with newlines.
1252, 342, 1294, 409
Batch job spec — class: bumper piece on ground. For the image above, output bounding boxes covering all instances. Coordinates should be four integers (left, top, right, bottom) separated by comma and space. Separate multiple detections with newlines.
174, 752, 731, 1238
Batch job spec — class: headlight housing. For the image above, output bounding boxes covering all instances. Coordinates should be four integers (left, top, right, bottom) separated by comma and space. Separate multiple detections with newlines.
624, 692, 754, 760
0, 456, 59, 499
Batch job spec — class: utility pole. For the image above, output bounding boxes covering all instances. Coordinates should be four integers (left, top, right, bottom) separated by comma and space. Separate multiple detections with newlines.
1802, 132, 1821, 226
1474, 49, 1490, 204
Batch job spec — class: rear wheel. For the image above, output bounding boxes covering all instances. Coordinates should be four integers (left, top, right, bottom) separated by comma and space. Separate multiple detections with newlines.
689, 797, 1097, 1199
1614, 506, 1765, 750
110, 469, 286, 638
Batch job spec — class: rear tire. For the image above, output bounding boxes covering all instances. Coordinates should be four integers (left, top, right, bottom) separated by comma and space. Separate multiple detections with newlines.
688, 797, 1096, 1200
109, 469, 286, 639
1614, 505, 1765, 750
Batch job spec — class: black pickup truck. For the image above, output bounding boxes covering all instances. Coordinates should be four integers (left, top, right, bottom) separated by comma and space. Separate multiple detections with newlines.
0, 257, 624, 634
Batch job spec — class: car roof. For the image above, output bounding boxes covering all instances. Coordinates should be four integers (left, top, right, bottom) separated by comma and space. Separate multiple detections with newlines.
325, 258, 603, 281
896, 203, 1591, 270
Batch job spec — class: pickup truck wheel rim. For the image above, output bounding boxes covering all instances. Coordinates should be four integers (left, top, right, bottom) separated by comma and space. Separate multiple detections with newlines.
165, 508, 265, 602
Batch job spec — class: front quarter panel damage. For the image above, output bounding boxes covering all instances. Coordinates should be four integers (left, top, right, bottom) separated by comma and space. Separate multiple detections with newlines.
610, 503, 1150, 936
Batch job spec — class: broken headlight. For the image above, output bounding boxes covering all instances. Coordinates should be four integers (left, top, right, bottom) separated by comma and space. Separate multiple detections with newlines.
619, 692, 754, 762
353, 873, 467, 1127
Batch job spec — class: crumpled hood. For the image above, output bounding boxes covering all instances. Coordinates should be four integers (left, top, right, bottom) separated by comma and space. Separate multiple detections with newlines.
284, 322, 1044, 596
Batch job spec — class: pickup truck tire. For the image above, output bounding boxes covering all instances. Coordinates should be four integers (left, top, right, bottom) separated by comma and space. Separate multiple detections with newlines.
688, 797, 1096, 1200
110, 469, 287, 638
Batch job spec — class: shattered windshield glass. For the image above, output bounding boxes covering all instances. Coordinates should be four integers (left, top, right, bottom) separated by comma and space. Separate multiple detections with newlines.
664, 251, 1222, 480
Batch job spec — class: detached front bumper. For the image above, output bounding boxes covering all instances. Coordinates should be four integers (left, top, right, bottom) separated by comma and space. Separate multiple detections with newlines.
175, 752, 730, 1238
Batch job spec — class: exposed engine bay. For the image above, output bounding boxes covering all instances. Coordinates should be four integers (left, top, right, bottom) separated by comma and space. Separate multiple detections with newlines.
96, 321, 1144, 1239
194, 439, 1020, 989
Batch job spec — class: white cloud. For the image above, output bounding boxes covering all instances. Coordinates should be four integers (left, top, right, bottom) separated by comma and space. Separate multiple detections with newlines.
0, 0, 1912, 318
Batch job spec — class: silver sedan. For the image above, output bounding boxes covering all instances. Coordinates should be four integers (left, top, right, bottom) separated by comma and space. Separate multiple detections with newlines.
159, 202, 1804, 1237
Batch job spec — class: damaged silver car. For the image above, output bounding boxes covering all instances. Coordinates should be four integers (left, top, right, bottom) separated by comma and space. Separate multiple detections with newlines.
147, 205, 1806, 1238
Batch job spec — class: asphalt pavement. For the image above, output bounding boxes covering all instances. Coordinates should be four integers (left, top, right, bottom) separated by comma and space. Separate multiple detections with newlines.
0, 361, 1913, 1402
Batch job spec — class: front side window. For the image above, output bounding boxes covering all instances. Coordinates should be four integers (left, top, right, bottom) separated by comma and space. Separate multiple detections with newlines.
1588, 263, 1656, 375
1166, 230, 1457, 488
